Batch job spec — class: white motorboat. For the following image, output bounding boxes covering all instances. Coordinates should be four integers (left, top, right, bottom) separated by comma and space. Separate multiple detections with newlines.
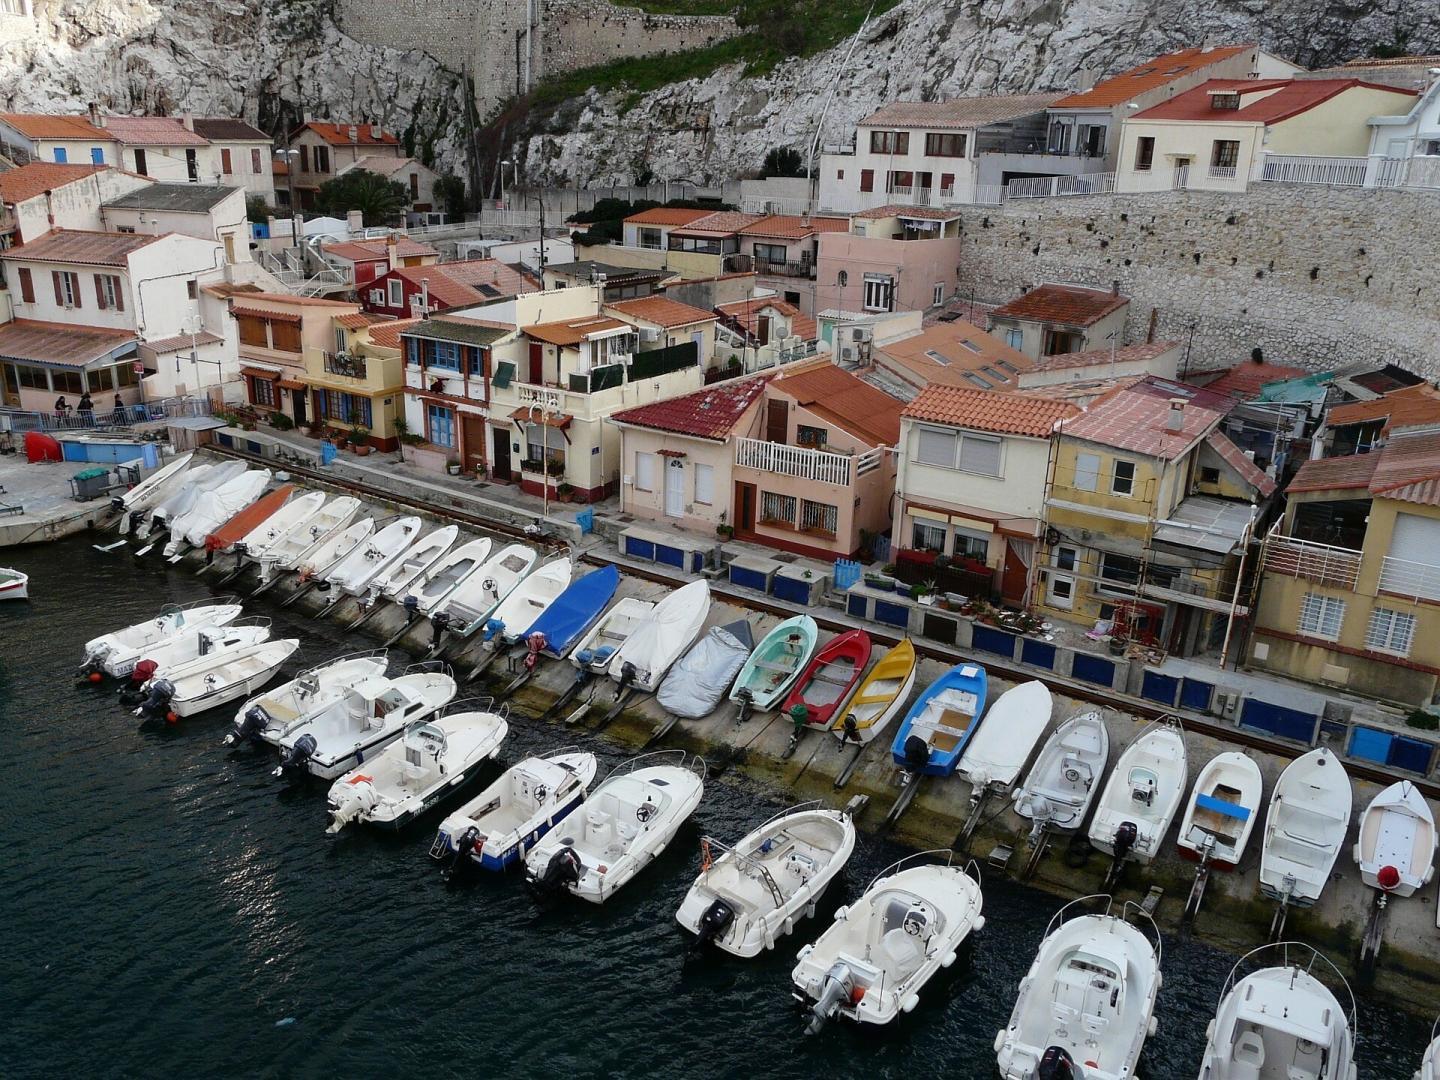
996, 896, 1161, 1080
400, 537, 493, 616
272, 666, 457, 781
164, 468, 271, 557
1197, 942, 1357, 1080
112, 451, 193, 531
137, 459, 246, 537
1417, 1022, 1440, 1080
1178, 751, 1265, 871
608, 579, 711, 694
959, 680, 1053, 793
0, 567, 29, 601
479, 556, 573, 645
1354, 780, 1436, 898
1260, 747, 1352, 908
294, 517, 375, 581
318, 515, 423, 603
430, 542, 538, 641
677, 802, 856, 958
1087, 718, 1188, 867
120, 620, 271, 696
325, 703, 509, 833
1013, 711, 1110, 836
79, 599, 244, 678
135, 638, 301, 720
254, 496, 362, 583
234, 490, 327, 560
225, 650, 390, 746
793, 851, 985, 1032
431, 748, 598, 876
365, 524, 459, 606
524, 750, 706, 904
569, 597, 655, 674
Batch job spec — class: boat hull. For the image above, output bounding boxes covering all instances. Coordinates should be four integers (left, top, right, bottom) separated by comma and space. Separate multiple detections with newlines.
0, 571, 29, 601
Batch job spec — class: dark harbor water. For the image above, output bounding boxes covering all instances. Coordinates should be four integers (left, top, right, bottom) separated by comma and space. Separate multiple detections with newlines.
1, 537, 1433, 1079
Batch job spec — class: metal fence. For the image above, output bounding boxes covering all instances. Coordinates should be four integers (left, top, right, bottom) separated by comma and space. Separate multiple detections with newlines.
0, 396, 211, 434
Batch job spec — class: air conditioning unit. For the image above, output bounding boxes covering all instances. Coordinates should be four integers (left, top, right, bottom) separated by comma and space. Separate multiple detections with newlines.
840, 346, 855, 363
640, 327, 661, 343
851, 325, 872, 343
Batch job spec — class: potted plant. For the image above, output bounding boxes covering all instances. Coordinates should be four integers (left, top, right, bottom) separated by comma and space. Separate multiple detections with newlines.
545, 458, 565, 479
348, 427, 371, 455
269, 412, 295, 431
446, 457, 462, 476
556, 482, 575, 503
473, 462, 488, 480
1107, 633, 1129, 657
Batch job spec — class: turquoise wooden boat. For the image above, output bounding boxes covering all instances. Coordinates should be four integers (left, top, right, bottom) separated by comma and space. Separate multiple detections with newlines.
728, 614, 817, 721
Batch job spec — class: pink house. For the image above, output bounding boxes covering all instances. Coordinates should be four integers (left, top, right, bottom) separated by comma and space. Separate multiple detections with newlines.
815, 206, 964, 316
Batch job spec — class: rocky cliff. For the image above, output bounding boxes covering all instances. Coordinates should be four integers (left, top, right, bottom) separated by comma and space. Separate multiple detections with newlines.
3, 0, 1437, 186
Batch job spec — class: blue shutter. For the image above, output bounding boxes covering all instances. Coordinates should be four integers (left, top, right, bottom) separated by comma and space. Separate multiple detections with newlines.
90, 147, 104, 164
53, 147, 67, 163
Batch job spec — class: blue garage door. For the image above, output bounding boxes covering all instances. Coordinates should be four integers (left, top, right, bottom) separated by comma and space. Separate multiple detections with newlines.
1239, 699, 1317, 744
971, 625, 1016, 660
1072, 653, 1115, 688
1141, 671, 1180, 708
1020, 639, 1056, 670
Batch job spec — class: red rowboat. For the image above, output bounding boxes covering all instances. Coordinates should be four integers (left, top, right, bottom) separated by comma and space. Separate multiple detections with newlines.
781, 628, 872, 731
204, 484, 293, 553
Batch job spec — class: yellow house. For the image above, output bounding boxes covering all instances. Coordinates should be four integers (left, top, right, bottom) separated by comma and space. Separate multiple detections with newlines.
300, 314, 415, 450
1252, 431, 1440, 706
1037, 376, 1275, 655
1116, 77, 1419, 192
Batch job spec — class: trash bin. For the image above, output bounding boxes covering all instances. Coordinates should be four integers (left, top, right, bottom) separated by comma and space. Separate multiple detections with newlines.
70, 466, 111, 501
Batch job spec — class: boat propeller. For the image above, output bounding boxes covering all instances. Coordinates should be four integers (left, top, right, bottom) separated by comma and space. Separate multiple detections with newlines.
691, 898, 736, 954
442, 826, 484, 882
734, 688, 754, 725
526, 845, 582, 899
226, 704, 274, 747
273, 734, 318, 780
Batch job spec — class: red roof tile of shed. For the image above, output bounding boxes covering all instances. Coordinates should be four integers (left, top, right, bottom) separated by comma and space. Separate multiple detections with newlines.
990, 284, 1127, 327
0, 113, 111, 141
903, 384, 1078, 437
610, 373, 775, 440
1060, 376, 1232, 459
1205, 430, 1277, 497
1286, 452, 1380, 493
622, 207, 713, 227
0, 163, 106, 205
773, 363, 905, 446
1197, 358, 1310, 399
606, 295, 716, 328
0, 228, 162, 266
0, 319, 136, 367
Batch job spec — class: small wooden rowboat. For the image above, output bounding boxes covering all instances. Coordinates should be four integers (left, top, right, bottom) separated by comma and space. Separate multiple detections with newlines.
729, 615, 818, 722
833, 637, 916, 745
205, 484, 294, 554
782, 628, 872, 732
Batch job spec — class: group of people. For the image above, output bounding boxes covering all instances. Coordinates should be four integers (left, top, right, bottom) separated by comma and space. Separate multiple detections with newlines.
53, 392, 127, 424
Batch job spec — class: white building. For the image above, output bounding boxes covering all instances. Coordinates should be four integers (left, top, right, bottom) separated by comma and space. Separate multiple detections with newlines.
101, 184, 252, 265
1, 164, 151, 245
192, 118, 277, 203
1366, 67, 1440, 189
0, 111, 119, 166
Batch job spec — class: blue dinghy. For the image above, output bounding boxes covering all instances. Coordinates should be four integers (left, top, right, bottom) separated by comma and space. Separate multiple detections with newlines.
889, 662, 989, 777
522, 564, 620, 660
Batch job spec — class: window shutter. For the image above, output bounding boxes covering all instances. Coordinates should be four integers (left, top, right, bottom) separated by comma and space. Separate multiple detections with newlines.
916, 427, 956, 467
70, 274, 80, 309
221, 148, 233, 174
114, 279, 125, 312
694, 463, 714, 504
95, 275, 108, 310
959, 434, 1002, 476
635, 452, 656, 491
52, 270, 63, 304
860, 169, 874, 193
18, 268, 34, 304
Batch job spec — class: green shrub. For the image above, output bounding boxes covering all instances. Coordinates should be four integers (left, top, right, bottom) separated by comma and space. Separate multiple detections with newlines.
1406, 709, 1439, 731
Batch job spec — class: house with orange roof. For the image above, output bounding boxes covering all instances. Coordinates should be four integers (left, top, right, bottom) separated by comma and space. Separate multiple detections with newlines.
815, 206, 965, 318
0, 163, 150, 247
297, 312, 414, 450
610, 356, 901, 559
286, 121, 403, 210
1320, 383, 1440, 457
1039, 376, 1277, 654
0, 111, 119, 167
227, 291, 361, 426
324, 234, 440, 291
872, 318, 1033, 396
714, 297, 818, 369
736, 214, 848, 313
1252, 428, 1440, 705
895, 384, 1078, 605
620, 206, 714, 251
1116, 78, 1420, 193
99, 115, 219, 183
986, 283, 1130, 360
361, 259, 535, 319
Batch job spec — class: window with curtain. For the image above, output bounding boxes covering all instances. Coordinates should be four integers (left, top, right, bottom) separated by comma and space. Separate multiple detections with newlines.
953, 529, 989, 562
693, 462, 714, 505
426, 403, 455, 447
1298, 593, 1345, 640
250, 376, 275, 406
912, 520, 946, 552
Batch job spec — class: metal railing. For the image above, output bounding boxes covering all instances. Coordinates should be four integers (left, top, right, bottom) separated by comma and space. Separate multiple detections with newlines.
0, 396, 211, 434
1208, 164, 1238, 180
1258, 155, 1368, 187
753, 259, 816, 279
1377, 555, 1440, 603
734, 437, 881, 486
323, 351, 367, 379
1262, 530, 1362, 590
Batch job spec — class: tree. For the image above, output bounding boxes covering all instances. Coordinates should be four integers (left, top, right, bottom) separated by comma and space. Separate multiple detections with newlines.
432, 174, 468, 219
245, 194, 275, 223
761, 146, 804, 178
315, 169, 410, 226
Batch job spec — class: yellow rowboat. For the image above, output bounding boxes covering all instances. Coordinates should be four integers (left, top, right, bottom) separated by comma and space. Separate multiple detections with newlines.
832, 637, 917, 745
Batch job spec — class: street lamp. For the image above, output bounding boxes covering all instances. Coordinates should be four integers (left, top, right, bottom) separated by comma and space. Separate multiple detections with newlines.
274, 144, 301, 246
500, 159, 517, 208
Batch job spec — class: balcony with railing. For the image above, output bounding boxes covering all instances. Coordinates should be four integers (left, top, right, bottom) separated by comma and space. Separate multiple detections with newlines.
734, 437, 883, 486
1262, 531, 1362, 590
753, 259, 816, 280
323, 351, 367, 380
1208, 164, 1238, 180
1378, 555, 1440, 604
1259, 154, 1369, 187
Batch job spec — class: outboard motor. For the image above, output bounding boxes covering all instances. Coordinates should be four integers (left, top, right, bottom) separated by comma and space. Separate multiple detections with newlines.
77, 647, 111, 683
903, 733, 930, 774
840, 713, 860, 745
135, 678, 176, 719
806, 961, 855, 1035
526, 845, 582, 899
118, 659, 160, 707
691, 898, 736, 954
1112, 820, 1139, 863
430, 611, 451, 648
273, 733, 318, 781
326, 775, 379, 834
734, 687, 755, 724
225, 704, 273, 747
614, 661, 638, 699
522, 631, 547, 673
482, 617, 505, 644
441, 825, 484, 882
402, 594, 420, 617
1038, 1046, 1078, 1080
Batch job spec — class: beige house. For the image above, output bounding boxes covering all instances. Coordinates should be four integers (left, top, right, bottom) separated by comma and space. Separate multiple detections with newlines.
603, 295, 717, 366
894, 385, 1078, 606
286, 122, 403, 211
231, 291, 362, 427
299, 314, 416, 450
338, 155, 443, 215
986, 283, 1129, 360
193, 118, 276, 203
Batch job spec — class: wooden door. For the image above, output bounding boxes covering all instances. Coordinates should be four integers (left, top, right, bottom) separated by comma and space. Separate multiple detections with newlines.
491, 425, 512, 482
766, 399, 788, 444
462, 413, 487, 474
292, 388, 307, 426
528, 341, 544, 384
1001, 538, 1032, 606
734, 481, 756, 533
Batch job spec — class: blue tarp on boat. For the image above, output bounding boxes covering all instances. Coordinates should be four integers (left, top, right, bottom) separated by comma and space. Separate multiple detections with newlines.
525, 564, 620, 658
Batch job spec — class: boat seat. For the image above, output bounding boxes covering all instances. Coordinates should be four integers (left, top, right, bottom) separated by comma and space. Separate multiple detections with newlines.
585, 808, 612, 845
1230, 1031, 1264, 1080
615, 821, 637, 846
877, 928, 925, 979
785, 851, 817, 879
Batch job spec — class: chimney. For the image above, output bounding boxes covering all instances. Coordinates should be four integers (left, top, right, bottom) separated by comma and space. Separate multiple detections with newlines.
345, 209, 364, 234
87, 102, 102, 129
181, 111, 194, 132
386, 232, 399, 272
1165, 398, 1186, 433
421, 278, 430, 311
1076, 67, 1098, 92
1111, 279, 1120, 296
349, 125, 359, 143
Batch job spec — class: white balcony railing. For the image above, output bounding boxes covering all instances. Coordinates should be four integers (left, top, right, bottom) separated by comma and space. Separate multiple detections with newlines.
1258, 155, 1368, 187
734, 438, 883, 486
516, 383, 563, 411
1378, 555, 1440, 603
1208, 165, 1238, 179
1262, 531, 1362, 589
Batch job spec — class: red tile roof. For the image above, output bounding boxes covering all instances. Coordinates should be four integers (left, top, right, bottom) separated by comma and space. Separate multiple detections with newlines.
1288, 431, 1440, 508
606, 295, 716, 328
191, 118, 270, 142
1285, 453, 1379, 493
522, 316, 629, 347
610, 373, 775, 441
0, 113, 111, 141
322, 236, 438, 262
296, 121, 400, 146
903, 384, 1078, 437
0, 318, 136, 367
668, 211, 765, 238
773, 363, 906, 446
990, 284, 1128, 328
365, 318, 422, 350
0, 228, 162, 267
102, 116, 209, 146
737, 214, 849, 239
714, 298, 818, 342
0, 163, 106, 205
223, 291, 358, 308
852, 204, 964, 221
623, 207, 714, 227
1060, 376, 1234, 459
876, 319, 1032, 390
1326, 383, 1440, 433
861, 94, 1062, 130
143, 330, 224, 355
438, 258, 534, 297
1132, 78, 1417, 123
375, 265, 485, 310
1032, 340, 1179, 373
1051, 46, 1255, 108
1205, 431, 1277, 497
1196, 358, 1310, 399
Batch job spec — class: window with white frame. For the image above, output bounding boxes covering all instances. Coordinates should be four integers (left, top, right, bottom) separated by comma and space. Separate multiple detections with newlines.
634, 451, 656, 492
932, 283, 944, 306
1298, 593, 1346, 640
800, 499, 838, 536
912, 520, 946, 552
369, 289, 384, 306
1366, 607, 1416, 655
1111, 459, 1136, 496
693, 462, 714, 505
387, 279, 403, 307
1073, 452, 1100, 492
862, 275, 894, 312
760, 490, 796, 526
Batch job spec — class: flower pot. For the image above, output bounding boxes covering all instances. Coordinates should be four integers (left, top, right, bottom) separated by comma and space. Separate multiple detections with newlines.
447, 464, 461, 476
352, 445, 372, 456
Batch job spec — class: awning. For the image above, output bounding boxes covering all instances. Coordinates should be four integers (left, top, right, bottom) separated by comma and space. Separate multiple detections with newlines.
240, 366, 281, 380
232, 306, 301, 324
0, 319, 138, 370
492, 361, 515, 389
657, 449, 687, 458
277, 378, 308, 391
510, 407, 572, 430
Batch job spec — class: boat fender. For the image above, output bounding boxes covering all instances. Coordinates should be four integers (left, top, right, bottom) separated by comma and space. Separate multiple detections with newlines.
941, 951, 956, 968
900, 993, 919, 1014
1037, 1046, 1077, 1080
992, 1031, 1006, 1054
1147, 1015, 1157, 1037
833, 905, 848, 922
974, 916, 986, 933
